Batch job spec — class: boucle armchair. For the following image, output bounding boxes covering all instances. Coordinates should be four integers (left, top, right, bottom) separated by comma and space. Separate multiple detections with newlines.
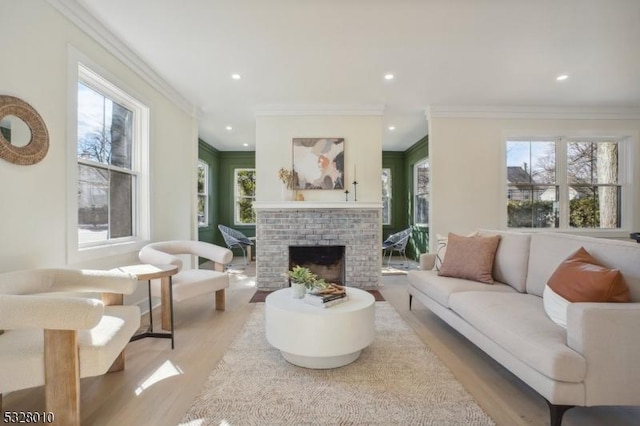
0, 268, 140, 426
138, 240, 233, 330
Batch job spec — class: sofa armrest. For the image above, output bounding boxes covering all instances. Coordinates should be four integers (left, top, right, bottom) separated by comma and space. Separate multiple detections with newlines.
139, 241, 233, 269
189, 241, 233, 265
138, 246, 183, 270
566, 302, 640, 405
0, 294, 104, 330
419, 253, 437, 271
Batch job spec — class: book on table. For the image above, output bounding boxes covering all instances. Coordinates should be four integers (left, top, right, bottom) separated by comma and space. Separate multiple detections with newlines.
304, 294, 349, 308
305, 291, 345, 303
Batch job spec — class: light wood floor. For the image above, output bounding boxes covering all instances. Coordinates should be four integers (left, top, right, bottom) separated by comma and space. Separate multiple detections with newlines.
3, 263, 639, 425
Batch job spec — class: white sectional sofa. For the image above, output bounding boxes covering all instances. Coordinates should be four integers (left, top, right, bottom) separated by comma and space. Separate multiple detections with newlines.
407, 230, 640, 426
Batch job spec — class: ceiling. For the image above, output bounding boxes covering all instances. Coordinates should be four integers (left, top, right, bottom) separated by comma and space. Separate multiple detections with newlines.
76, 0, 640, 151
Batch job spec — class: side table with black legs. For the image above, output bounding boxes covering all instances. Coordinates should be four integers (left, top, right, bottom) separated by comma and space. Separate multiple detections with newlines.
112, 264, 179, 349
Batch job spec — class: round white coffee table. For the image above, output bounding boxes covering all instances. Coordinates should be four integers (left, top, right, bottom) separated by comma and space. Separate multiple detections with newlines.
265, 287, 375, 369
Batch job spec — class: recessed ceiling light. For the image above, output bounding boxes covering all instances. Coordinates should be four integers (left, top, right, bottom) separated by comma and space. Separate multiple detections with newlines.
388, 126, 396, 131
556, 74, 569, 81
231, 73, 241, 80
384, 73, 394, 80
225, 125, 233, 131
243, 143, 249, 147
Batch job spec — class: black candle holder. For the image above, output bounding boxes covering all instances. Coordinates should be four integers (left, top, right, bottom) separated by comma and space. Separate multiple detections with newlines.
344, 189, 350, 201
352, 181, 358, 201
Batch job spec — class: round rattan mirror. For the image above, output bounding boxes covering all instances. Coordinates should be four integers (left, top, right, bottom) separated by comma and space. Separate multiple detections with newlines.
0, 95, 49, 165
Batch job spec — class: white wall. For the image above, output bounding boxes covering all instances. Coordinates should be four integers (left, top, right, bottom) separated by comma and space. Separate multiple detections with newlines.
0, 2, 197, 273
255, 115, 382, 202
428, 113, 640, 250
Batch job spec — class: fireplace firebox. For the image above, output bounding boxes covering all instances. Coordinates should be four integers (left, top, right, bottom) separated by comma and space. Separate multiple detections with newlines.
289, 245, 346, 285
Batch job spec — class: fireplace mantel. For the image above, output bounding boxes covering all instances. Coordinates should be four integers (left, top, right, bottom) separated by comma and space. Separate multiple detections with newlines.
254, 201, 382, 210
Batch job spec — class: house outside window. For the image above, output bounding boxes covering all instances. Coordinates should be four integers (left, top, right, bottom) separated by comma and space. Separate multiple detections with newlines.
197, 160, 209, 227
414, 159, 428, 226
506, 138, 623, 229
382, 168, 392, 225
76, 64, 149, 247
235, 168, 256, 225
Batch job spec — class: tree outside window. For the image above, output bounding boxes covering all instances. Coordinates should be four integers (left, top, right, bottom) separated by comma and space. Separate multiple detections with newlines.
77, 77, 138, 245
235, 169, 256, 224
506, 141, 557, 228
197, 160, 209, 227
506, 139, 621, 229
415, 159, 428, 226
567, 141, 619, 228
382, 168, 392, 225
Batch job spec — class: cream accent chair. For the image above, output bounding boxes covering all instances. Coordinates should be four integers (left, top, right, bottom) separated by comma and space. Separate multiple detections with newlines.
138, 241, 233, 330
0, 268, 140, 426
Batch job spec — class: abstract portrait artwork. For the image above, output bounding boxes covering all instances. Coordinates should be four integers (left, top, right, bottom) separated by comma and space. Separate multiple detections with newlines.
292, 138, 345, 190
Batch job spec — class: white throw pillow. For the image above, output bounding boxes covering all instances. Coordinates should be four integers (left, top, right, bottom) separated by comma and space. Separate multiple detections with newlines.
435, 234, 448, 271
543, 284, 570, 329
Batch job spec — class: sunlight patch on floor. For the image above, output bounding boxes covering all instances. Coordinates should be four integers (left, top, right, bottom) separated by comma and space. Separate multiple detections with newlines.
177, 420, 204, 426
177, 418, 230, 426
134, 360, 183, 396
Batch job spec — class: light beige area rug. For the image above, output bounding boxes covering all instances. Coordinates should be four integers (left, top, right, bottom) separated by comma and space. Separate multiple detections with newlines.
180, 302, 494, 425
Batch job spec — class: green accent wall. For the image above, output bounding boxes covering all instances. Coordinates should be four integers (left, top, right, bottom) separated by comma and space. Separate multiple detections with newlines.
382, 151, 407, 238
382, 135, 429, 260
217, 151, 256, 249
197, 140, 220, 246
198, 140, 255, 257
405, 135, 428, 257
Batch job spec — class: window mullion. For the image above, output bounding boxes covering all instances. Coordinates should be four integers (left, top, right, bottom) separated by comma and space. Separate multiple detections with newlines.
556, 138, 569, 228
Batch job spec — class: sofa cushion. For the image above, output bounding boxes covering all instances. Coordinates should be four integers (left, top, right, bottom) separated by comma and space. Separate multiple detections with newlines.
449, 291, 586, 383
478, 230, 531, 292
438, 233, 501, 284
408, 270, 516, 308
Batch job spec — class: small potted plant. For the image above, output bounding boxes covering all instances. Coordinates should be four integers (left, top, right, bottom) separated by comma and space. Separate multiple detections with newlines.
288, 265, 315, 298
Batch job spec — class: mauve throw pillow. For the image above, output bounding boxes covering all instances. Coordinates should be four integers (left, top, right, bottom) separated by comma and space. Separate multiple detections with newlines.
547, 247, 630, 303
438, 233, 501, 284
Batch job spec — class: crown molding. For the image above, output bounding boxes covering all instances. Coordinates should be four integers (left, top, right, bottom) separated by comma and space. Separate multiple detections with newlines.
255, 104, 385, 117
47, 0, 195, 117
426, 105, 640, 120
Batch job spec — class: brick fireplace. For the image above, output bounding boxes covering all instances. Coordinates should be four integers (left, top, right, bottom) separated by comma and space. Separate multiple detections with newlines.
254, 202, 382, 289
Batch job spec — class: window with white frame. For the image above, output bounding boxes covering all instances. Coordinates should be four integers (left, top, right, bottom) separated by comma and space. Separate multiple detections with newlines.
506, 138, 623, 229
234, 168, 256, 225
382, 168, 392, 225
76, 64, 149, 247
414, 159, 429, 226
197, 160, 209, 227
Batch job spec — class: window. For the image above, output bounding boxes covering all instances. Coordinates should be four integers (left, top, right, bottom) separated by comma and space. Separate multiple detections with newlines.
197, 160, 209, 227
414, 159, 429, 226
382, 168, 392, 225
235, 168, 256, 225
567, 141, 620, 228
76, 64, 149, 247
506, 138, 623, 229
506, 140, 557, 228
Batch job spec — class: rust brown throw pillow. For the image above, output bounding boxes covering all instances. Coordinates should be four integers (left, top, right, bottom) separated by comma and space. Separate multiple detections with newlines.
547, 247, 630, 303
438, 233, 501, 284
